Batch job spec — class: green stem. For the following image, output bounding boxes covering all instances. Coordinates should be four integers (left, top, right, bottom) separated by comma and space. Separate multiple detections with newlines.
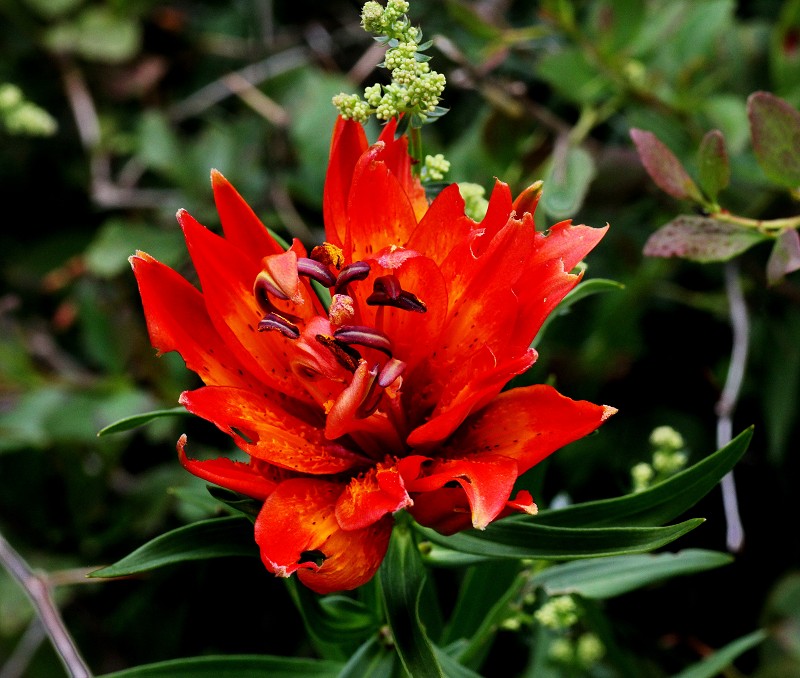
409, 126, 423, 176
710, 210, 800, 234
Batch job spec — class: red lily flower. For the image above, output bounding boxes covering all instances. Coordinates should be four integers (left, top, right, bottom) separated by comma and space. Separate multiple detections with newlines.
130, 117, 615, 594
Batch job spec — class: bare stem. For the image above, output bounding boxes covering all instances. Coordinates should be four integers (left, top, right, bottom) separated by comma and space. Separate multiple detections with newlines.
0, 532, 91, 678
716, 261, 748, 552
711, 210, 800, 234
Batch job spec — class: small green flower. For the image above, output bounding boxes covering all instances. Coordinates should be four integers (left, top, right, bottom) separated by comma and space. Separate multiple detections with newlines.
535, 596, 579, 630
631, 462, 654, 492
649, 425, 685, 451
421, 153, 450, 182
576, 632, 605, 665
458, 182, 490, 221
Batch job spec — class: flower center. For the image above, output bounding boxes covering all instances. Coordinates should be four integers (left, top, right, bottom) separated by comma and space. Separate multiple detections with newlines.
253, 242, 426, 453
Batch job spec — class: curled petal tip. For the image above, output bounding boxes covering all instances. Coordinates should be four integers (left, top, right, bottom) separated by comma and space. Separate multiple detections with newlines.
602, 405, 618, 421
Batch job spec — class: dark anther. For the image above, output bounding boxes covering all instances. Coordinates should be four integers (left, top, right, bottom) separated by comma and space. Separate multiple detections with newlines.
333, 325, 393, 356
366, 275, 427, 313
356, 365, 383, 419
378, 357, 406, 387
298, 549, 327, 567
315, 334, 361, 372
334, 261, 371, 294
258, 312, 300, 339
297, 257, 337, 288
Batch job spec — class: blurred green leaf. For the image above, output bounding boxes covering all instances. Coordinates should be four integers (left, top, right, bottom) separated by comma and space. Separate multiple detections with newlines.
99, 655, 343, 677
137, 111, 184, 180
97, 407, 188, 437
532, 549, 732, 599
697, 130, 730, 203
534, 428, 752, 528
44, 7, 142, 63
536, 48, 611, 106
380, 527, 443, 677
89, 517, 256, 578
415, 518, 703, 561
671, 629, 767, 678
630, 128, 703, 202
766, 229, 800, 285
540, 144, 596, 219
643, 215, 767, 262
702, 95, 750, 153
85, 220, 186, 278
747, 91, 800, 188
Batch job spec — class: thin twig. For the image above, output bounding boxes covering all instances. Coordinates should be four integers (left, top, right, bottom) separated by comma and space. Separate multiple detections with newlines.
0, 532, 92, 678
0, 618, 46, 678
716, 261, 748, 552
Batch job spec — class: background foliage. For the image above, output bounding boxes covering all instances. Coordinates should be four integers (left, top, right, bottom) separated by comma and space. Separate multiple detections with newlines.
1, 0, 798, 676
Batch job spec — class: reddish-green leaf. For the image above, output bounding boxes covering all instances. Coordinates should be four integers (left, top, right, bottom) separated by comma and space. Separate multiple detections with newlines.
697, 129, 730, 202
747, 91, 800, 188
643, 215, 767, 262
766, 229, 800, 285
630, 128, 703, 202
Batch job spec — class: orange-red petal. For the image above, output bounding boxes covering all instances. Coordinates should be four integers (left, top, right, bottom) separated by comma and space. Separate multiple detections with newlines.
180, 386, 368, 474
335, 461, 413, 531
177, 434, 276, 501
254, 478, 392, 594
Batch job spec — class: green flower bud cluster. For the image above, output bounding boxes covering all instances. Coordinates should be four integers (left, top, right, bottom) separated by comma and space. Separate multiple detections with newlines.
632, 425, 689, 492
458, 182, 490, 221
333, 1, 447, 129
534, 595, 579, 630
420, 153, 450, 182
535, 596, 606, 669
0, 83, 57, 137
548, 633, 606, 667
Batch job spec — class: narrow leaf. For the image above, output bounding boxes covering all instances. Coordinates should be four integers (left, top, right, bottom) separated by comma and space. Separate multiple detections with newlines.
89, 517, 256, 578
697, 129, 730, 202
534, 428, 753, 528
97, 407, 187, 436
643, 215, 766, 262
766, 229, 800, 285
747, 91, 800, 188
630, 128, 703, 202
414, 519, 703, 561
337, 635, 396, 678
671, 629, 767, 678
98, 655, 343, 678
380, 527, 444, 678
532, 549, 732, 599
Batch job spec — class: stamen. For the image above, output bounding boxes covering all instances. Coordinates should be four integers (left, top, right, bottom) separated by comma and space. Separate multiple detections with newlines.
333, 325, 393, 356
315, 334, 362, 372
357, 364, 383, 419
297, 257, 337, 287
258, 312, 300, 339
378, 357, 406, 387
328, 293, 355, 326
366, 275, 427, 313
334, 261, 371, 294
255, 271, 291, 304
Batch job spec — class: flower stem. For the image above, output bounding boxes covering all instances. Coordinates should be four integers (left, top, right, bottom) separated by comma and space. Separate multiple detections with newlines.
716, 261, 748, 553
409, 126, 423, 176
710, 210, 800, 235
0, 531, 91, 678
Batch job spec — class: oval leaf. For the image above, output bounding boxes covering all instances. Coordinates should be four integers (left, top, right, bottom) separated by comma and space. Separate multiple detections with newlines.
534, 428, 752, 528
89, 516, 256, 578
380, 527, 444, 678
747, 91, 800, 188
97, 407, 188, 436
697, 129, 730, 202
414, 518, 703, 561
98, 655, 343, 678
540, 143, 596, 219
644, 215, 767, 262
532, 549, 732, 599
630, 128, 703, 202
766, 228, 800, 285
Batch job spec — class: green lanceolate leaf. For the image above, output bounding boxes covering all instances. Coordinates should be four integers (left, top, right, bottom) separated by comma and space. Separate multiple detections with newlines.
630, 128, 704, 202
697, 129, 730, 203
89, 516, 256, 578
97, 406, 188, 436
534, 427, 753, 528
671, 629, 767, 678
414, 518, 702, 561
98, 655, 343, 678
337, 635, 396, 678
747, 91, 800, 188
380, 527, 444, 678
531, 549, 732, 599
643, 215, 766, 263
286, 580, 381, 661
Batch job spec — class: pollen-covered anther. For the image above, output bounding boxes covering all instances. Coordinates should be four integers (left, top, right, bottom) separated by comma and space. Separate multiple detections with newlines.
333, 325, 393, 356
315, 334, 362, 372
378, 357, 406, 388
334, 261, 371, 294
310, 242, 345, 269
366, 274, 427, 313
297, 257, 337, 288
329, 293, 355, 326
258, 312, 300, 339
